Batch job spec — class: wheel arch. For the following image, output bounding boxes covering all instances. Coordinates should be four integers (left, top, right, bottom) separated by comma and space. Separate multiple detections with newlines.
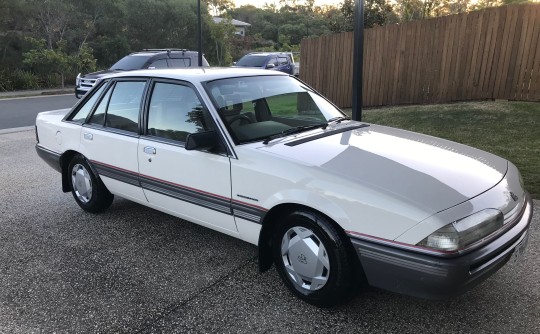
59, 150, 98, 193
257, 202, 361, 277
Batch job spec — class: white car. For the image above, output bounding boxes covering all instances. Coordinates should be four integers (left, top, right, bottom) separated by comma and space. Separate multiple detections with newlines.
35, 68, 533, 306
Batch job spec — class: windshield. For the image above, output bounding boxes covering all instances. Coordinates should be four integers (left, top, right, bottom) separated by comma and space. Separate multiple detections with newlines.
110, 55, 150, 70
206, 76, 346, 144
235, 55, 267, 67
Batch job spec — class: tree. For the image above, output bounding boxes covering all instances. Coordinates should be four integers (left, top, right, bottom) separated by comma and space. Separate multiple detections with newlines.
206, 0, 236, 16
29, 0, 74, 50
209, 17, 236, 65
23, 38, 96, 88
339, 0, 394, 31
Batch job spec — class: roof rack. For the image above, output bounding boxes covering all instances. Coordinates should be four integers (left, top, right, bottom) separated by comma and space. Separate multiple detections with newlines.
142, 48, 189, 54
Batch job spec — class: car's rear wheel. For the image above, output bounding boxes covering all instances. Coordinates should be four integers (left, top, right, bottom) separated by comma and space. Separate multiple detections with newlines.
272, 210, 356, 307
68, 155, 113, 213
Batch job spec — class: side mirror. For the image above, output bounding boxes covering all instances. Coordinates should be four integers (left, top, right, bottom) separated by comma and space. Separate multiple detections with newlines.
232, 62, 237, 65
266, 63, 275, 69
185, 131, 218, 151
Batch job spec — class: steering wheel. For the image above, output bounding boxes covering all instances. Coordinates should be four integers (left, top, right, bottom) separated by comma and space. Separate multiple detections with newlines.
228, 114, 252, 126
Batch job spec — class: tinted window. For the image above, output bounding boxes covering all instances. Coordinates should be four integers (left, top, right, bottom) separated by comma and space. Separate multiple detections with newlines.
106, 82, 146, 132
207, 76, 345, 144
88, 81, 145, 132
148, 59, 168, 69
70, 83, 107, 122
169, 58, 191, 68
109, 55, 150, 70
147, 82, 209, 142
268, 57, 278, 66
88, 88, 112, 126
235, 55, 267, 67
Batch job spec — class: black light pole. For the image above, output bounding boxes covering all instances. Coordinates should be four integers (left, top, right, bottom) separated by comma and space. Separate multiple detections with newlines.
352, 0, 364, 121
197, 0, 203, 66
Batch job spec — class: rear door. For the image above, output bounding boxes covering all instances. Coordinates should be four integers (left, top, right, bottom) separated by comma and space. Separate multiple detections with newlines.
137, 80, 237, 234
79, 79, 148, 203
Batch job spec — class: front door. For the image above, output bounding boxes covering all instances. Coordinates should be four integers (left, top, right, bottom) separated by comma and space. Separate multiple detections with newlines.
137, 81, 237, 235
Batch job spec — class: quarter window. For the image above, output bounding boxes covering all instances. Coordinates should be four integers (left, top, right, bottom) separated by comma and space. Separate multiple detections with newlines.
70, 82, 107, 123
147, 82, 209, 142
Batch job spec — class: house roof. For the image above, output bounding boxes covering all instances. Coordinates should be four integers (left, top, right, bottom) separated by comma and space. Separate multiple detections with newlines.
213, 17, 251, 27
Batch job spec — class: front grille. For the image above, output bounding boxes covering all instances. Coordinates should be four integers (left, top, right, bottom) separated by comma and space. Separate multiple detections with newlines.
80, 79, 96, 88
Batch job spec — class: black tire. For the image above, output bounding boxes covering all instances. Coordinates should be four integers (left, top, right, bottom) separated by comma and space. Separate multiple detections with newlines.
272, 210, 356, 307
68, 155, 113, 213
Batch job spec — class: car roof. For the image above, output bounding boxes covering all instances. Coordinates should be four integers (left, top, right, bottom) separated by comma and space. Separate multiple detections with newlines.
245, 52, 288, 57
128, 50, 199, 57
102, 67, 288, 82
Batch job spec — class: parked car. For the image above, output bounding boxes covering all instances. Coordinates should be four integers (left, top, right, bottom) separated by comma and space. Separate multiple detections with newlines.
75, 49, 209, 98
36, 68, 532, 307
286, 51, 300, 76
233, 52, 294, 75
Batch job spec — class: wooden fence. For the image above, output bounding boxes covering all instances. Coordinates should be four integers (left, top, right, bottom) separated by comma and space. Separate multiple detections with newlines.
300, 4, 540, 108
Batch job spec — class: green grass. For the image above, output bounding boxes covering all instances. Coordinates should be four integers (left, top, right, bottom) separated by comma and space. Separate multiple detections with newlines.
343, 101, 540, 199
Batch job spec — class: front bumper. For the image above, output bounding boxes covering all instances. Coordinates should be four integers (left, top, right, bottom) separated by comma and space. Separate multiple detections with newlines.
350, 194, 533, 299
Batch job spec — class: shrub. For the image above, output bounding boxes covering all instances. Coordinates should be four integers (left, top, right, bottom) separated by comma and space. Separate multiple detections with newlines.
13, 69, 40, 90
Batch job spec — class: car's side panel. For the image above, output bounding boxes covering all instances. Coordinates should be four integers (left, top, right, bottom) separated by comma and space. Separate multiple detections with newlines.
230, 147, 425, 241
36, 109, 78, 154
137, 137, 238, 233
78, 127, 147, 202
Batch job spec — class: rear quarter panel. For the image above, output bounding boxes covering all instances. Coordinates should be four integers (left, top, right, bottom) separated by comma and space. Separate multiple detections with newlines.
36, 109, 81, 154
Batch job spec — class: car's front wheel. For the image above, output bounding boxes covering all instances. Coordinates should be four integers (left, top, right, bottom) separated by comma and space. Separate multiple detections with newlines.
68, 155, 113, 213
273, 210, 356, 307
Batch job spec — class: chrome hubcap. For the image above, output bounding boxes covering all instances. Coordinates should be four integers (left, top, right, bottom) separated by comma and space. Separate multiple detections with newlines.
281, 226, 330, 291
71, 164, 93, 203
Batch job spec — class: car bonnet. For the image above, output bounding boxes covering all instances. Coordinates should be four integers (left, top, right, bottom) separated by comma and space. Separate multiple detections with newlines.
256, 122, 508, 215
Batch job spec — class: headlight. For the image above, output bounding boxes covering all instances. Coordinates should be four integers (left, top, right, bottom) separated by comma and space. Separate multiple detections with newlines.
417, 209, 504, 252
76, 73, 81, 86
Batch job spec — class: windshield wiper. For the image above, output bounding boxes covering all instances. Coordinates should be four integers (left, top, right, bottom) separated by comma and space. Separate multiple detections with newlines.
262, 123, 327, 145
324, 116, 350, 127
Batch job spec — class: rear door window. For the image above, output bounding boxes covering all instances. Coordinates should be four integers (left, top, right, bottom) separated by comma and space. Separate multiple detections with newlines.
88, 81, 146, 133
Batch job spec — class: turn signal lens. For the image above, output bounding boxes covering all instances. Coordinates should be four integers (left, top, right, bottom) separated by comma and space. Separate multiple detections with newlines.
417, 209, 504, 252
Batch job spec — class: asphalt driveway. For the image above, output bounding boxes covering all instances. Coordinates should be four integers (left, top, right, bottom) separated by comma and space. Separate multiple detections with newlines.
0, 130, 538, 333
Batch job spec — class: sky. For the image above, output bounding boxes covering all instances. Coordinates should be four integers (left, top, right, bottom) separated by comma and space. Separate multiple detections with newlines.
233, 0, 343, 8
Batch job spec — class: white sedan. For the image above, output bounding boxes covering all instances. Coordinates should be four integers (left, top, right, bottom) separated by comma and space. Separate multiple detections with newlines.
35, 68, 533, 306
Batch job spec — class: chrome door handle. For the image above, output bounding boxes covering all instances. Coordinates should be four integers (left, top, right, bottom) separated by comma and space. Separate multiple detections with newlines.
144, 146, 156, 155
83, 133, 93, 140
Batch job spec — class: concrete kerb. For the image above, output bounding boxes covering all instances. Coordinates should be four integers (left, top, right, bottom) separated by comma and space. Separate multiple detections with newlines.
0, 88, 73, 99
0, 126, 35, 135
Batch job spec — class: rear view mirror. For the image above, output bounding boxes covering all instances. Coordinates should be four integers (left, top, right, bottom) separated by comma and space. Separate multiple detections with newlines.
185, 131, 218, 151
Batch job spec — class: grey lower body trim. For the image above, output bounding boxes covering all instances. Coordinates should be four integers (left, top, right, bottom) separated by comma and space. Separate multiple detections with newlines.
36, 144, 62, 173
87, 160, 265, 223
351, 196, 533, 299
